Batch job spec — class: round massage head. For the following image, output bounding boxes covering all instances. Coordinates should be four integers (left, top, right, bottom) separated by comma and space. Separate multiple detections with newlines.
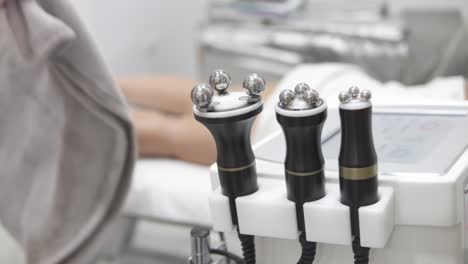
338, 86, 372, 110
275, 83, 327, 117
192, 72, 266, 119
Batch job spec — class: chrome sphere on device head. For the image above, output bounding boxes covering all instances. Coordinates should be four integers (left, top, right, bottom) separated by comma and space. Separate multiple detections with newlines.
209, 69, 231, 94
338, 91, 351, 103
360, 89, 372, 101
191, 83, 214, 111
243, 73, 266, 99
279, 89, 295, 107
303, 89, 319, 105
348, 86, 360, 98
294, 83, 311, 96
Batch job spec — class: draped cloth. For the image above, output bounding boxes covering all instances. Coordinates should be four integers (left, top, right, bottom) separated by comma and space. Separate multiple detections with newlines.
0, 0, 135, 262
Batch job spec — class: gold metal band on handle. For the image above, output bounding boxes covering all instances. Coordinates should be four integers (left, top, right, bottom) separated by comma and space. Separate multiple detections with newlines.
218, 161, 256, 173
339, 165, 378, 180
286, 168, 323, 177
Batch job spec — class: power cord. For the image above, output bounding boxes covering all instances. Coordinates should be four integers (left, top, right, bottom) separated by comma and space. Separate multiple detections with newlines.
237, 230, 256, 264
297, 232, 317, 264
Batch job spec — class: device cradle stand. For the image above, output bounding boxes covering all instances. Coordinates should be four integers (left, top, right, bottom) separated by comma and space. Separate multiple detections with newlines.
209, 174, 395, 249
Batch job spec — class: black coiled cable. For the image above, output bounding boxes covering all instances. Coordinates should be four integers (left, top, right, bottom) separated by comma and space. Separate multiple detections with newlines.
352, 237, 370, 264
238, 229, 256, 264
297, 232, 317, 264
350, 208, 371, 264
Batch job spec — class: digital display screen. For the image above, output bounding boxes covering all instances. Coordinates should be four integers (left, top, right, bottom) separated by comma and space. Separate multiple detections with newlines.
255, 111, 468, 175
322, 114, 458, 164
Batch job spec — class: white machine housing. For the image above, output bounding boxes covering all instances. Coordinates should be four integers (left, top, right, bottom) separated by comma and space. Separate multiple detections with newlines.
209, 102, 468, 264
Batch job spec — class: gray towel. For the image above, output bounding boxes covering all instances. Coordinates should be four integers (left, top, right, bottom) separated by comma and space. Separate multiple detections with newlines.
0, 0, 135, 263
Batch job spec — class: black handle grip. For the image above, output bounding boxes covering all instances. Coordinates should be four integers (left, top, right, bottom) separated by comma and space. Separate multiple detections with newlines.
338, 106, 378, 208
195, 107, 262, 224
277, 112, 327, 203
339, 107, 377, 168
277, 110, 327, 231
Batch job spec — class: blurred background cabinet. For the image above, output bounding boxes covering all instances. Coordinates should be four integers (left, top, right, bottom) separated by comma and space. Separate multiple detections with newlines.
72, 0, 468, 80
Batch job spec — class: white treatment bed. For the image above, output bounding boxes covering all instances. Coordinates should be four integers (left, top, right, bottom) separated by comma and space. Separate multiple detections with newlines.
111, 159, 214, 262
124, 159, 212, 226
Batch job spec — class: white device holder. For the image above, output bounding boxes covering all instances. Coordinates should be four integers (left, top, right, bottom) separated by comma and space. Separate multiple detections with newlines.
210, 176, 394, 249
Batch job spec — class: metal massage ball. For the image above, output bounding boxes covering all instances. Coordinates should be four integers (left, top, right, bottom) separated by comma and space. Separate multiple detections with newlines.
338, 91, 351, 103
209, 69, 232, 94
348, 86, 360, 98
294, 83, 311, 95
279, 89, 295, 107
243, 73, 266, 99
191, 84, 214, 112
360, 89, 372, 101
303, 89, 320, 106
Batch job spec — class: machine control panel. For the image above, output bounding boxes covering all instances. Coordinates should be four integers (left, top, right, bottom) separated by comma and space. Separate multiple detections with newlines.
255, 108, 468, 175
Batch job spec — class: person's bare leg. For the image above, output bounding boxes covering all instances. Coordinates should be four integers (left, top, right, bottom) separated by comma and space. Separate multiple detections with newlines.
120, 76, 197, 115
133, 109, 216, 165
118, 76, 258, 115
133, 109, 178, 157
170, 115, 217, 164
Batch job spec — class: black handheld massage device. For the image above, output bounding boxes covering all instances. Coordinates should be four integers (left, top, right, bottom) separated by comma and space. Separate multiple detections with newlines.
275, 83, 327, 264
191, 70, 266, 264
338, 87, 379, 264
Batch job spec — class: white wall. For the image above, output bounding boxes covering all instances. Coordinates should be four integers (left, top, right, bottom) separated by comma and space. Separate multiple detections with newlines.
72, 0, 209, 78
71, 0, 468, 79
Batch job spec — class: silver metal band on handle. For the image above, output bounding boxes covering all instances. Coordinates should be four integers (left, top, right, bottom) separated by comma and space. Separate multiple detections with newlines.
218, 161, 256, 173
286, 168, 324, 177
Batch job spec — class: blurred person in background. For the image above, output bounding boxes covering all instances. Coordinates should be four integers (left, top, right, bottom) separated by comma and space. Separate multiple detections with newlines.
120, 76, 217, 165
121, 69, 468, 165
